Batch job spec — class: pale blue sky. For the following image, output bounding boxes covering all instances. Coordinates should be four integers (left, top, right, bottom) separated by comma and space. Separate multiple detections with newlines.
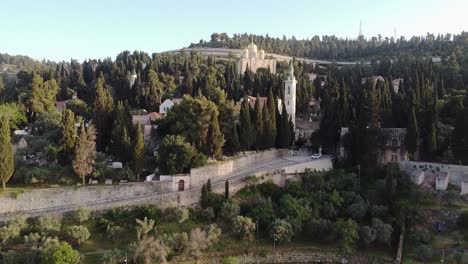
1, 0, 467, 62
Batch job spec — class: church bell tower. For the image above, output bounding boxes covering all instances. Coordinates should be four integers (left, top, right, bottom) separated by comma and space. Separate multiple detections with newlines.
284, 60, 297, 128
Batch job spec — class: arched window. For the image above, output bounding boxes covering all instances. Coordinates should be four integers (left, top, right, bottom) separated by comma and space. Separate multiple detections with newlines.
288, 86, 291, 94
287, 100, 289, 105
178, 180, 185, 191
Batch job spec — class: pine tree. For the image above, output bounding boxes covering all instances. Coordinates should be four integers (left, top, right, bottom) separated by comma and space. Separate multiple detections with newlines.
206, 110, 225, 159
0, 116, 14, 190
239, 96, 253, 150
452, 106, 468, 163
133, 122, 145, 181
59, 107, 77, 164
73, 124, 96, 185
253, 95, 263, 150
225, 180, 230, 199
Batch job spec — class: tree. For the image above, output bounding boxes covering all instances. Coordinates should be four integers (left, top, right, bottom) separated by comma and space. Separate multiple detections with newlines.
371, 218, 393, 245
225, 180, 230, 199
335, 218, 359, 254
232, 216, 255, 241
59, 107, 77, 164
452, 106, 468, 163
239, 96, 254, 150
72, 124, 96, 185
41, 241, 80, 264
133, 122, 145, 181
133, 235, 169, 264
0, 103, 27, 130
266, 88, 277, 147
277, 103, 292, 148
253, 95, 263, 149
269, 218, 294, 243
93, 74, 114, 152
0, 116, 14, 190
157, 135, 207, 174
67, 225, 90, 245
110, 101, 132, 163
136, 217, 155, 240
205, 110, 224, 159
406, 105, 419, 159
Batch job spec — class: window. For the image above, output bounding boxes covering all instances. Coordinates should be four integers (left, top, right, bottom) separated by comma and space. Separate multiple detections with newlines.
288, 86, 291, 94
287, 100, 289, 105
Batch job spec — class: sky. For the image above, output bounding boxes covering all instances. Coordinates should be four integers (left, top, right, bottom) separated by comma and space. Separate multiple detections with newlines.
1, 0, 467, 62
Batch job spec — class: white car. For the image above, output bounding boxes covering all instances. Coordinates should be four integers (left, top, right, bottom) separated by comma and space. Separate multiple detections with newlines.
311, 153, 322, 159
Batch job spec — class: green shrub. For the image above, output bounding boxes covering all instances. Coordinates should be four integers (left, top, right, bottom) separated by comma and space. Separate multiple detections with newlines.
413, 244, 433, 261
67, 225, 90, 245
222, 256, 239, 264
72, 206, 90, 223
458, 211, 468, 228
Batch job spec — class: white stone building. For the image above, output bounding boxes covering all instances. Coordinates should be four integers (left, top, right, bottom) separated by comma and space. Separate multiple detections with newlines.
159, 98, 182, 115
284, 61, 297, 128
237, 40, 276, 74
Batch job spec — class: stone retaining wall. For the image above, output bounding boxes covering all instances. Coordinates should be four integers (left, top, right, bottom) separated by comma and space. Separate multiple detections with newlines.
400, 161, 468, 186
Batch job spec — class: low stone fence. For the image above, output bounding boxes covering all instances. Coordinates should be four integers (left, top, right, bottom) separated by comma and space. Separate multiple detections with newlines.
400, 161, 468, 186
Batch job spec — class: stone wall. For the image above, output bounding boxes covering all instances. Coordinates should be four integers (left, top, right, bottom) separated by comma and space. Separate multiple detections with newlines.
0, 181, 172, 214
400, 161, 468, 186
189, 149, 288, 187
283, 159, 333, 174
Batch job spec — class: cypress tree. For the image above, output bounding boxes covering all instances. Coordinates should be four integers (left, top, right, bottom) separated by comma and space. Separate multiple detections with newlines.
253, 95, 263, 150
59, 107, 77, 164
133, 122, 145, 181
262, 101, 274, 149
225, 180, 230, 199
230, 124, 241, 155
0, 116, 14, 190
207, 179, 212, 193
111, 101, 132, 163
201, 183, 208, 208
406, 105, 420, 159
267, 88, 277, 131
73, 123, 96, 185
206, 110, 225, 159
277, 103, 292, 148
239, 96, 253, 150
93, 74, 114, 152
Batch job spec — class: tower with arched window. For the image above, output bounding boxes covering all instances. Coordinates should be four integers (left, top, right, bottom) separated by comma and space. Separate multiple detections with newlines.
284, 61, 297, 128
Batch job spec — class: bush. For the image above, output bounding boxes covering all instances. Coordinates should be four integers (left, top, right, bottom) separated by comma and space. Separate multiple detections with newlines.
163, 207, 190, 224
371, 218, 393, 245
72, 206, 90, 223
408, 228, 431, 247
0, 216, 28, 243
200, 207, 215, 221
232, 216, 255, 241
106, 224, 122, 239
220, 200, 240, 221
413, 244, 433, 261
67, 225, 90, 245
358, 226, 376, 247
222, 256, 239, 264
305, 218, 336, 242
101, 248, 124, 264
163, 232, 189, 253
269, 218, 294, 243
206, 224, 222, 244
458, 211, 468, 228
41, 240, 80, 264
36, 215, 62, 234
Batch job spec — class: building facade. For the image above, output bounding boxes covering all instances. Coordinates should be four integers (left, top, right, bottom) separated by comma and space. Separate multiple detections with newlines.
237, 41, 276, 74
284, 61, 297, 128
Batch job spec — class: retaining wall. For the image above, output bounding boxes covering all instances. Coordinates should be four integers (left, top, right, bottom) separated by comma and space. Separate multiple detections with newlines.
400, 161, 468, 186
189, 149, 288, 187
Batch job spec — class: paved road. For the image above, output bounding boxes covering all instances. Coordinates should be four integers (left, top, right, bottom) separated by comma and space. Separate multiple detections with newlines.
0, 155, 330, 221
